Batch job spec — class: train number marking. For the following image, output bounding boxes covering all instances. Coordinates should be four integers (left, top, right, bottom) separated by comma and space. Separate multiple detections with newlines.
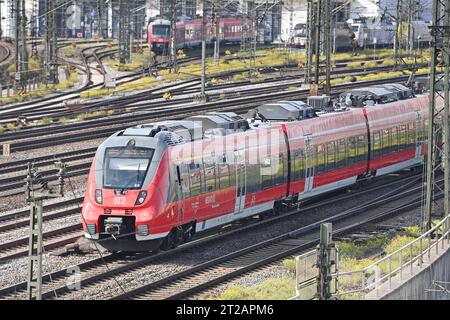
205, 194, 216, 204
113, 197, 125, 205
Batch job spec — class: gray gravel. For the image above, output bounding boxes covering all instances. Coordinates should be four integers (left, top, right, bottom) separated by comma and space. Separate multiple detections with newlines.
0, 252, 99, 297
0, 175, 87, 212
193, 196, 434, 301
0, 212, 81, 244
45, 175, 421, 300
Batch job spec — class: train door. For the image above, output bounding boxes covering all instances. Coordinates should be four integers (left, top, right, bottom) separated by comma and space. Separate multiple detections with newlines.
415, 111, 423, 159
176, 164, 190, 223
304, 135, 314, 192
234, 149, 246, 214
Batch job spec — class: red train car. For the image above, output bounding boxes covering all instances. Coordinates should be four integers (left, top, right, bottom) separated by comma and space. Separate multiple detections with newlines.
81, 86, 434, 252
147, 17, 260, 53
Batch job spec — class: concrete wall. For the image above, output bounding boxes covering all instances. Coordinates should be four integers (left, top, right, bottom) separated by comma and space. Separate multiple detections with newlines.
380, 246, 450, 300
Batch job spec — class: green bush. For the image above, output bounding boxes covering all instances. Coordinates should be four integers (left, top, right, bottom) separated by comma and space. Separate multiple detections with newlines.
364, 61, 378, 69
5, 123, 17, 131
41, 117, 53, 125
337, 235, 389, 259
218, 278, 296, 300
347, 61, 362, 69
282, 258, 296, 274
58, 117, 71, 125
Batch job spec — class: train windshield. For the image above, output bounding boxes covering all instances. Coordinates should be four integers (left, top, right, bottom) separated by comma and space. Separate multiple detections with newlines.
294, 24, 306, 37
152, 25, 170, 38
103, 147, 154, 190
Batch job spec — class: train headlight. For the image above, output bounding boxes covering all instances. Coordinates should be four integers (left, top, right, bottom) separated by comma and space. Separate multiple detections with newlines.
94, 189, 103, 204
135, 191, 148, 205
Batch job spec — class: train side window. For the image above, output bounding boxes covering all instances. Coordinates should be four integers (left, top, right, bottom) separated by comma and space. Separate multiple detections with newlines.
326, 141, 336, 171
274, 153, 285, 185
372, 131, 381, 159
337, 139, 347, 168
399, 125, 407, 150
204, 163, 216, 193
419, 119, 428, 142
246, 152, 261, 193
408, 122, 416, 147
348, 137, 357, 165
260, 155, 273, 189
315, 144, 326, 174
381, 129, 390, 155
357, 135, 366, 162
189, 162, 202, 196
218, 164, 230, 189
391, 126, 399, 152
293, 149, 305, 180
179, 163, 191, 198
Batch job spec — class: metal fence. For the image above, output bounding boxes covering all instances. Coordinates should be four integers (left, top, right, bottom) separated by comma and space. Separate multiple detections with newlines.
336, 214, 450, 299
292, 249, 318, 300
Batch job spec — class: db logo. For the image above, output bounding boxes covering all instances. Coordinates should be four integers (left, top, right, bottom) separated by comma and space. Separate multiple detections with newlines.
113, 197, 125, 205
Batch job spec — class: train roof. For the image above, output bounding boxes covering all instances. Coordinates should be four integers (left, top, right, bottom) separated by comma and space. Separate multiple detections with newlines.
185, 112, 249, 133
149, 19, 170, 26
246, 100, 316, 121
339, 83, 413, 104
120, 120, 203, 143
117, 112, 250, 146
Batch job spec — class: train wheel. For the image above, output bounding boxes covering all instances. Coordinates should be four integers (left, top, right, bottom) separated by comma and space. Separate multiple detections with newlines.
272, 201, 282, 216
160, 226, 184, 251
183, 224, 195, 243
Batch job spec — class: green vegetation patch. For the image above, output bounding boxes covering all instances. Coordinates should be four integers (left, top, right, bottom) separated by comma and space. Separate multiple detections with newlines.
215, 278, 296, 300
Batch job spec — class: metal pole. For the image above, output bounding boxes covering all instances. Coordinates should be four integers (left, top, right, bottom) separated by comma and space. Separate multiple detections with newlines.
14, 0, 18, 76
305, 0, 313, 83
394, 0, 403, 69
324, 0, 331, 95
201, 0, 206, 98
314, 0, 321, 85
0, 0, 3, 41
423, 0, 450, 231
316, 223, 334, 300
26, 162, 66, 300
213, 0, 220, 64
407, 0, 414, 56
169, 0, 177, 73
20, 0, 27, 86
443, 0, 450, 220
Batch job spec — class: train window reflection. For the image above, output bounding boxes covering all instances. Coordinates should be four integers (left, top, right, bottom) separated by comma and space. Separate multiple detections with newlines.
152, 25, 170, 38
103, 147, 154, 189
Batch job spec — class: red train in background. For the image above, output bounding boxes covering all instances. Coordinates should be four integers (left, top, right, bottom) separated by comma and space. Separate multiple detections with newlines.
81, 84, 434, 252
147, 17, 270, 53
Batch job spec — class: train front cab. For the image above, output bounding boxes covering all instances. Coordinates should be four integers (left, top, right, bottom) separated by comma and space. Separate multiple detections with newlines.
81, 136, 171, 252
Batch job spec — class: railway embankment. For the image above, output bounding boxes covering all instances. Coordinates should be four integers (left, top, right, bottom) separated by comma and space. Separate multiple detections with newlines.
368, 239, 450, 300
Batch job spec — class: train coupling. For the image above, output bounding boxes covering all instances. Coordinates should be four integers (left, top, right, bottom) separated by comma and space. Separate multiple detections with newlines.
104, 217, 124, 236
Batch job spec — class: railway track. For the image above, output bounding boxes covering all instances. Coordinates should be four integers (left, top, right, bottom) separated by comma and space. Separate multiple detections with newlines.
0, 50, 198, 122
0, 223, 82, 263
0, 170, 424, 299
112, 177, 436, 300
0, 74, 423, 157
0, 59, 424, 125
0, 196, 82, 228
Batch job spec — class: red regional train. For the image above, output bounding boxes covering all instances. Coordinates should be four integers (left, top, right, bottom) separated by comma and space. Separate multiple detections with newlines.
81, 84, 435, 252
148, 18, 270, 53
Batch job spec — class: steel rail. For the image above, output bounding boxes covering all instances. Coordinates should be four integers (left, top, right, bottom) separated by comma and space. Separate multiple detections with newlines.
111, 181, 435, 300
0, 170, 421, 299
0, 74, 420, 156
